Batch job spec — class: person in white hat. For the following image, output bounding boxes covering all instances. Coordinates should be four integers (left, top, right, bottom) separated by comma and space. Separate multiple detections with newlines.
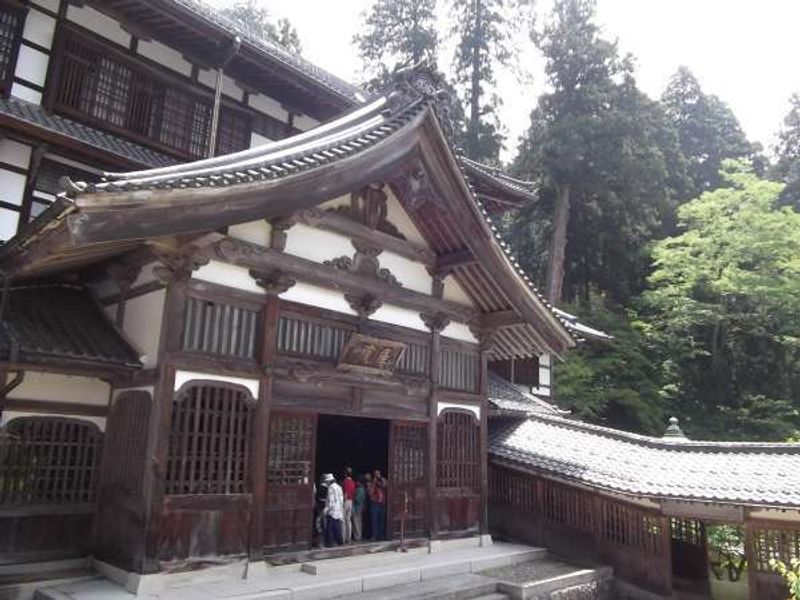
322, 473, 344, 547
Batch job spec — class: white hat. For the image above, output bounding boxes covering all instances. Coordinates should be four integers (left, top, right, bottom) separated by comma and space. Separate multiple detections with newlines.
322, 473, 335, 483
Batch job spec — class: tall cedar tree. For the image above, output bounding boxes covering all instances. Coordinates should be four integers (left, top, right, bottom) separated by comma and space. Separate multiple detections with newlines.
772, 94, 800, 208
354, 0, 438, 86
221, 0, 302, 54
661, 67, 762, 201
451, 0, 522, 163
512, 0, 686, 304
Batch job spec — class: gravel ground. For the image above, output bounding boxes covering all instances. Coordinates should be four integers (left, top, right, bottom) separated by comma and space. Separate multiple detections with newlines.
480, 559, 585, 583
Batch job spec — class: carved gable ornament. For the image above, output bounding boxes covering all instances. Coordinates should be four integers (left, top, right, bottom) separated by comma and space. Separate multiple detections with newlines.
337, 333, 406, 376
328, 184, 406, 240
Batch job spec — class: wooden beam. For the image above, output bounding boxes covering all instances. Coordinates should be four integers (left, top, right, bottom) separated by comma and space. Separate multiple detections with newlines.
479, 309, 522, 330
294, 207, 436, 266
211, 235, 478, 323
435, 248, 476, 271
2, 398, 108, 417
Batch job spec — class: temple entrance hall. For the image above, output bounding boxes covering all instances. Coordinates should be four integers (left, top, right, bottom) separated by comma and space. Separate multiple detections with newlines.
315, 414, 389, 482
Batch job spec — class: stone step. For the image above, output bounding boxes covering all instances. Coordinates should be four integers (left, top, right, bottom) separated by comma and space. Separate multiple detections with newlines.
0, 569, 98, 600
326, 573, 499, 600
493, 564, 614, 600
471, 595, 509, 600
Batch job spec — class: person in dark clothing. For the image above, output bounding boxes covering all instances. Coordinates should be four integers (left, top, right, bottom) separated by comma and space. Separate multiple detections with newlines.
352, 475, 367, 541
369, 469, 388, 540
363, 472, 373, 540
313, 475, 328, 548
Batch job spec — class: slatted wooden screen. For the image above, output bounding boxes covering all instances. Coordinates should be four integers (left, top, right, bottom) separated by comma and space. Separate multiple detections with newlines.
52, 28, 250, 159
436, 411, 480, 492
267, 413, 316, 485
670, 517, 704, 546
390, 422, 428, 537
541, 479, 594, 532
489, 464, 537, 512
438, 348, 479, 392
276, 315, 352, 362
182, 297, 258, 359
165, 382, 254, 495
0, 6, 24, 94
752, 526, 800, 572
0, 417, 103, 505
395, 340, 430, 376
599, 498, 664, 555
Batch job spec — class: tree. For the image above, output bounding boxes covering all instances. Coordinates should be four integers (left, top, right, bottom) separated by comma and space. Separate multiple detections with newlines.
451, 0, 529, 162
640, 161, 800, 441
354, 0, 438, 86
220, 0, 302, 54
772, 93, 800, 208
510, 0, 687, 304
661, 66, 761, 200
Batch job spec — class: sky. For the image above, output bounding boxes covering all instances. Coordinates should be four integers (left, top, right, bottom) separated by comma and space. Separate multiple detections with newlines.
208, 0, 800, 162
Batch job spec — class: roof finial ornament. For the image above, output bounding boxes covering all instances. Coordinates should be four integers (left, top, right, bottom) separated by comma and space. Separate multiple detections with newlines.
662, 416, 688, 441
385, 61, 455, 139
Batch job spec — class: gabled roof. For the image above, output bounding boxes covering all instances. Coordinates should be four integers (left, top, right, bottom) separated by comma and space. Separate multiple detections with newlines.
488, 373, 567, 417
489, 414, 800, 508
0, 71, 575, 358
0, 283, 142, 372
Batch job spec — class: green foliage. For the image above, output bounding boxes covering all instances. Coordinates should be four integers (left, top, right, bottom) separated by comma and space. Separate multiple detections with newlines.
772, 93, 800, 209
707, 525, 746, 582
553, 297, 665, 434
770, 558, 800, 600
354, 0, 438, 85
220, 0, 302, 54
661, 67, 762, 200
640, 161, 800, 440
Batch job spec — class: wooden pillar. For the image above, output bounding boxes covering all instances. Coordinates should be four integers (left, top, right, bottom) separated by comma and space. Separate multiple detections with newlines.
248, 269, 294, 560
423, 311, 448, 540
743, 516, 758, 600
141, 250, 207, 573
477, 337, 492, 536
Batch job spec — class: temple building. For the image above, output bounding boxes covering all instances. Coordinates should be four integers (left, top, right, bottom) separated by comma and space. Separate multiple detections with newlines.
0, 3, 798, 600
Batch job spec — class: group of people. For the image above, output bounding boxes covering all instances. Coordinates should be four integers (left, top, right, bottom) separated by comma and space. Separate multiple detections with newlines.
315, 468, 388, 547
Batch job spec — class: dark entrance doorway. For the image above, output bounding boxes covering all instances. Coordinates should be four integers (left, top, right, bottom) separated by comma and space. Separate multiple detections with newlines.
315, 414, 389, 481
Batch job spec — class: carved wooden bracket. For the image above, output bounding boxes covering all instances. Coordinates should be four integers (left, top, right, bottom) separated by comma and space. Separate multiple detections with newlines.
325, 240, 403, 290
421, 312, 450, 333
250, 268, 296, 295
391, 163, 439, 213
107, 262, 142, 293
326, 184, 405, 240
470, 326, 499, 353
345, 293, 382, 319
152, 249, 209, 283
269, 216, 296, 252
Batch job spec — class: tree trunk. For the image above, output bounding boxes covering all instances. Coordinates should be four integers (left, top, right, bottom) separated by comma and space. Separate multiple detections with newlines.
545, 182, 571, 304
468, 0, 482, 158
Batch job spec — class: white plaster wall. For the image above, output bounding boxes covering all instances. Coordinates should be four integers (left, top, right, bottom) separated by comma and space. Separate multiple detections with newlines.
531, 352, 552, 397
0, 169, 27, 205
0, 210, 19, 239
1, 411, 105, 431
0, 139, 32, 169
174, 370, 259, 398
248, 94, 289, 123
66, 4, 130, 48
10, 83, 41, 105
229, 219, 271, 246
7, 372, 110, 405
197, 69, 242, 101
112, 386, 154, 401
250, 131, 272, 148
22, 8, 56, 49
284, 223, 354, 264
193, 260, 265, 295
437, 401, 480, 419
293, 113, 320, 131
14, 44, 48, 86
319, 194, 351, 210
137, 39, 191, 77
385, 189, 429, 246
123, 289, 165, 367
442, 275, 474, 307
30, 0, 60, 12
132, 261, 160, 288
379, 250, 431, 294
370, 304, 427, 333
280, 282, 356, 316
441, 321, 478, 344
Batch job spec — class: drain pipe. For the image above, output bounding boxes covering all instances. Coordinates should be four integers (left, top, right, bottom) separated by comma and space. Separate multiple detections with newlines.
207, 36, 242, 158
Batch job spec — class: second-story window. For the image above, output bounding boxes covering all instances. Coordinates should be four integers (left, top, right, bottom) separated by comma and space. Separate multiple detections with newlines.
0, 5, 25, 96
52, 27, 251, 159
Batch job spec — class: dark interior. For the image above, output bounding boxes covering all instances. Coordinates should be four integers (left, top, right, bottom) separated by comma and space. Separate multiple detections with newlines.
315, 414, 389, 483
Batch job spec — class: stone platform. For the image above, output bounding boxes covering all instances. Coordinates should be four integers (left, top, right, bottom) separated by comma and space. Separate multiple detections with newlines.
31, 539, 612, 600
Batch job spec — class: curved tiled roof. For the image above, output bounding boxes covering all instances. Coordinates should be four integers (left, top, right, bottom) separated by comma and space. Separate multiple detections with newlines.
489, 414, 800, 508
488, 373, 567, 416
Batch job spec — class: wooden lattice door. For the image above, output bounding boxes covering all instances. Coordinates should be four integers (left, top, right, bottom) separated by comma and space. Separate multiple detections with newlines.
436, 410, 481, 533
264, 412, 317, 552
389, 421, 428, 539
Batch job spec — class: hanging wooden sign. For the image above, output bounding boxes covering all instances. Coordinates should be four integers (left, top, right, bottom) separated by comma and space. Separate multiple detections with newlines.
337, 333, 406, 375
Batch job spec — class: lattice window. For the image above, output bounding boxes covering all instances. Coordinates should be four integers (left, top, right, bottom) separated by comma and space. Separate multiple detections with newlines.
0, 417, 103, 505
541, 478, 593, 531
276, 315, 351, 361
439, 348, 479, 392
599, 499, 664, 555
267, 413, 315, 486
165, 382, 253, 495
437, 411, 480, 492
182, 297, 259, 360
392, 424, 426, 484
0, 6, 24, 94
670, 518, 704, 546
53, 29, 250, 159
753, 527, 800, 572
489, 465, 537, 512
